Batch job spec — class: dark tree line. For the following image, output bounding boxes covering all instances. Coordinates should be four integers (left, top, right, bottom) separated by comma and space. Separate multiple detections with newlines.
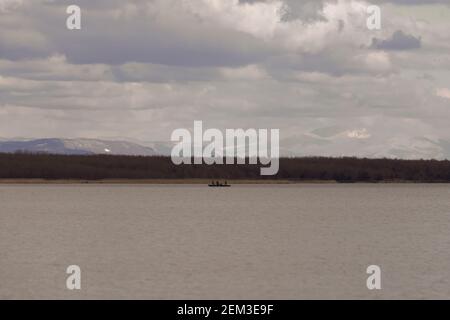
0, 153, 449, 182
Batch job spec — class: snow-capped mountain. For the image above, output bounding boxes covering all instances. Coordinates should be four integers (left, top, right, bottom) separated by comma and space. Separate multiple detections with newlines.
1, 136, 449, 159
281, 131, 450, 160
0, 138, 159, 156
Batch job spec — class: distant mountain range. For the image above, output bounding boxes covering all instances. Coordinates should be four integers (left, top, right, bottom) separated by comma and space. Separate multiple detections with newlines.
1, 137, 449, 160
0, 138, 162, 156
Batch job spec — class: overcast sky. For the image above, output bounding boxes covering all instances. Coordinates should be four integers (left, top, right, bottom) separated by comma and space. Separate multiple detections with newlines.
0, 0, 449, 158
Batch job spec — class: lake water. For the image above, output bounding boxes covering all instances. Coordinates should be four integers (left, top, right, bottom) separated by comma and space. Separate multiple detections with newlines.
0, 184, 449, 299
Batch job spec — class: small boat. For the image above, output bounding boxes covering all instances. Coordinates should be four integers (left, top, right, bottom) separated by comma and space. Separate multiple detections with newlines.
208, 181, 231, 187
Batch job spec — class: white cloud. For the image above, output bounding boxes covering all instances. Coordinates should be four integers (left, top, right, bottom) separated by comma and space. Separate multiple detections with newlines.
436, 88, 450, 100
362, 51, 392, 73
346, 128, 371, 139
0, 0, 22, 13
220, 65, 268, 80
183, 0, 285, 40
183, 0, 374, 54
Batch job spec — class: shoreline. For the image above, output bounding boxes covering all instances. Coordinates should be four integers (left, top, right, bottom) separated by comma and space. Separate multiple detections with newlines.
0, 179, 448, 185
0, 179, 327, 185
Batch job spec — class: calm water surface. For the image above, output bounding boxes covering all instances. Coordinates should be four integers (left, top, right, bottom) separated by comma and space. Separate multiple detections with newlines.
0, 184, 449, 299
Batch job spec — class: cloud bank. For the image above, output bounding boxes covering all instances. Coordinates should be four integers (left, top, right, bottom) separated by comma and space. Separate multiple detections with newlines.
0, 0, 449, 159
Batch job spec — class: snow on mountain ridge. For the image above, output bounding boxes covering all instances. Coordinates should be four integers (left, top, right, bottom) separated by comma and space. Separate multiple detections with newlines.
0, 138, 159, 156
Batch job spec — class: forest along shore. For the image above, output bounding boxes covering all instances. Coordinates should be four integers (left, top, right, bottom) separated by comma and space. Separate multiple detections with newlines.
0, 153, 449, 183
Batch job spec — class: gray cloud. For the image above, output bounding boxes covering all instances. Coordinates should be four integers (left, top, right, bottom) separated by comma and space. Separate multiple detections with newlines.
371, 30, 422, 51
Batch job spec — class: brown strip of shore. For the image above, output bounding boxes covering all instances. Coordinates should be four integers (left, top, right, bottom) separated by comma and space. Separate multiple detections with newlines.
0, 179, 329, 184
1, 179, 447, 184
